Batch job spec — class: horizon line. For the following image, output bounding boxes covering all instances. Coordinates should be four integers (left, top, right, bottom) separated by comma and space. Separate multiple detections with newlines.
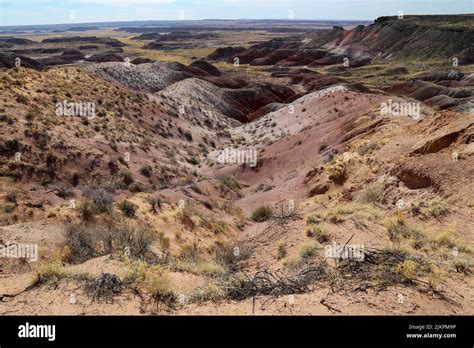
2, 13, 472, 28
1, 17, 378, 29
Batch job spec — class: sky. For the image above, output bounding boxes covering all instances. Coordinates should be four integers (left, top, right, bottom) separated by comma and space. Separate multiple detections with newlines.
0, 0, 473, 26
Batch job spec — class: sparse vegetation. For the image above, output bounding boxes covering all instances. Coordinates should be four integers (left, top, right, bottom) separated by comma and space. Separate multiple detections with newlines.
34, 260, 66, 285
63, 220, 155, 263
118, 200, 138, 218
276, 242, 287, 260
251, 205, 273, 222
383, 214, 424, 243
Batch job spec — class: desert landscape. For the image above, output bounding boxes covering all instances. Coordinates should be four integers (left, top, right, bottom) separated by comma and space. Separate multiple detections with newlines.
0, 13, 473, 316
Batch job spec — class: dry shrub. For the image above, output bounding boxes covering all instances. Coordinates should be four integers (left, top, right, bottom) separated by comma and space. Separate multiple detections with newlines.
63, 219, 156, 263
34, 259, 66, 285
251, 205, 273, 222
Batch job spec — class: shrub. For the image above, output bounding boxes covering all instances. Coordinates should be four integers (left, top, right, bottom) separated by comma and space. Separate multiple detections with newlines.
92, 192, 113, 214
299, 242, 319, 260
5, 192, 17, 204
130, 182, 147, 193
111, 222, 155, 259
157, 231, 170, 251
124, 260, 176, 304
140, 165, 153, 178
177, 202, 196, 230
305, 214, 321, 225
214, 242, 252, 270
325, 157, 347, 183
251, 206, 273, 222
384, 215, 423, 242
305, 224, 330, 243
34, 260, 65, 285
201, 218, 228, 235
395, 260, 419, 281
219, 176, 241, 196
63, 224, 99, 263
149, 197, 163, 213
85, 273, 123, 301
118, 200, 138, 218
183, 130, 193, 142
453, 257, 471, 274
175, 260, 225, 277
64, 220, 155, 263
79, 199, 95, 222
325, 203, 379, 227
121, 171, 134, 186
432, 229, 457, 249
276, 242, 287, 260
357, 142, 379, 156
190, 282, 225, 303
356, 183, 385, 205
427, 199, 449, 218
71, 172, 80, 187
178, 241, 200, 263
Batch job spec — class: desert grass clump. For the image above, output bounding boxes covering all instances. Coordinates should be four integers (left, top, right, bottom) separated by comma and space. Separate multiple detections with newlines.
118, 200, 138, 218
324, 202, 379, 228
123, 260, 176, 305
85, 273, 123, 301
276, 242, 287, 260
453, 257, 471, 274
324, 156, 348, 183
140, 165, 153, 178
383, 214, 423, 242
201, 218, 228, 235
305, 213, 321, 225
284, 241, 321, 271
34, 260, 66, 285
177, 241, 200, 263
251, 205, 273, 222
395, 260, 420, 282
357, 141, 379, 156
175, 260, 225, 277
219, 175, 241, 198
121, 171, 134, 187
305, 222, 330, 243
214, 241, 252, 270
78, 193, 113, 222
78, 199, 95, 222
299, 242, 320, 260
148, 196, 163, 213
190, 282, 225, 303
92, 191, 113, 214
426, 199, 449, 218
177, 202, 196, 230
356, 182, 385, 205
430, 229, 465, 251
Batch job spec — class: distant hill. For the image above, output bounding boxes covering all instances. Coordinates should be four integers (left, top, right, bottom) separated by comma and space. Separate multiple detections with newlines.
310, 14, 474, 59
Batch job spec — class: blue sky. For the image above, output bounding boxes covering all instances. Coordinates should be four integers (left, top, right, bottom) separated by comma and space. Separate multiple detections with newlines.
1, 0, 472, 26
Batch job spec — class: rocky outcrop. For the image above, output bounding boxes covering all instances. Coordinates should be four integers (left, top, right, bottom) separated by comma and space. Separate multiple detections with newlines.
412, 120, 474, 154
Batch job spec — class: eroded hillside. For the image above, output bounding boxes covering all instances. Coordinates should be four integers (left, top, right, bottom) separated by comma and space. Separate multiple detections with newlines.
0, 15, 472, 315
